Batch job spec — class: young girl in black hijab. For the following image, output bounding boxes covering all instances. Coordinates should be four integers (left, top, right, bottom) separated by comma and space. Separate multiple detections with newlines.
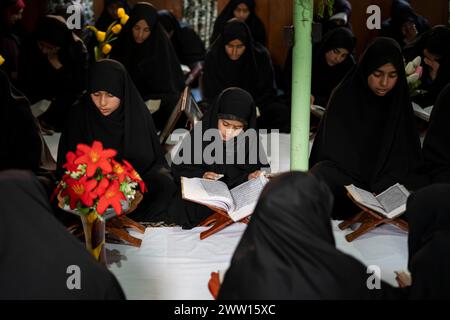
422, 84, 450, 183
403, 184, 450, 299
218, 172, 395, 299
157, 9, 205, 70
316, 0, 352, 36
168, 87, 269, 228
203, 18, 290, 132
211, 0, 266, 46
110, 2, 185, 131
58, 59, 177, 222
310, 38, 427, 219
17, 15, 88, 132
0, 170, 125, 299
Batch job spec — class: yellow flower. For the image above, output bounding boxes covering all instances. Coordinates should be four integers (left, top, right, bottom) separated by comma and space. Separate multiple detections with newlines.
0, 55, 4, 66
117, 8, 125, 18
96, 31, 106, 42
111, 24, 122, 34
102, 44, 112, 55
120, 14, 129, 25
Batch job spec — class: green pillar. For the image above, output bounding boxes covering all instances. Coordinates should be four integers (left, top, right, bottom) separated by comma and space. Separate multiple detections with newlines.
290, 0, 313, 171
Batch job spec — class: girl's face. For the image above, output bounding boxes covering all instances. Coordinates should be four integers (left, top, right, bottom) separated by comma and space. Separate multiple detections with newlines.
423, 48, 441, 74
90, 91, 121, 116
325, 48, 349, 66
233, 3, 250, 21
367, 63, 398, 97
225, 39, 246, 61
218, 118, 245, 141
133, 19, 151, 44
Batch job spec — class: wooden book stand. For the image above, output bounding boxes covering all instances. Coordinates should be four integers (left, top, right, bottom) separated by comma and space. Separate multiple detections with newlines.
198, 207, 250, 240
338, 192, 409, 242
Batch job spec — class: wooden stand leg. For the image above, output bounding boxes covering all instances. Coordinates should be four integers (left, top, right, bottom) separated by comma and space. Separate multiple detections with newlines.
105, 216, 146, 248
338, 211, 365, 230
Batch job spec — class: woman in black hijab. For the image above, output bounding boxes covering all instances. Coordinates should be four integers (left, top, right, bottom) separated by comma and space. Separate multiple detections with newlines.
403, 184, 450, 299
95, 0, 129, 31
316, 0, 352, 36
203, 18, 290, 132
0, 69, 41, 172
17, 15, 88, 132
405, 26, 450, 108
218, 171, 395, 299
310, 38, 427, 219
0, 170, 125, 299
110, 2, 185, 131
211, 0, 266, 46
422, 84, 450, 183
168, 87, 269, 228
157, 10, 205, 70
58, 59, 177, 222
380, 0, 430, 48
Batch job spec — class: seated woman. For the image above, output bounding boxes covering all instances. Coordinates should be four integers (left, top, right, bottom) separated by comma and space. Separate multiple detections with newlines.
95, 0, 129, 31
404, 25, 450, 108
309, 38, 427, 219
110, 2, 185, 131
283, 27, 355, 108
57, 59, 177, 222
402, 184, 450, 299
211, 0, 266, 46
0, 170, 125, 299
316, 0, 352, 36
17, 15, 88, 132
203, 19, 290, 132
380, 0, 430, 48
157, 10, 205, 73
422, 84, 450, 183
218, 172, 396, 299
168, 87, 269, 229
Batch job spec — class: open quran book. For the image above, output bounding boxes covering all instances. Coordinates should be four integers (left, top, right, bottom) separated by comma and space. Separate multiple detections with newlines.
345, 183, 410, 219
181, 175, 269, 222
412, 102, 433, 122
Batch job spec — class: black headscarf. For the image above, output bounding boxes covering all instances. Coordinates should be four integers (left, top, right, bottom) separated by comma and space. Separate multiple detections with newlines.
404, 25, 450, 107
110, 2, 184, 103
310, 37, 426, 193
0, 170, 125, 299
203, 18, 275, 107
311, 27, 355, 107
172, 87, 267, 188
318, 0, 352, 35
211, 0, 266, 45
57, 59, 167, 181
0, 69, 41, 171
95, 0, 129, 31
405, 184, 450, 299
157, 9, 205, 67
422, 84, 450, 183
218, 171, 388, 299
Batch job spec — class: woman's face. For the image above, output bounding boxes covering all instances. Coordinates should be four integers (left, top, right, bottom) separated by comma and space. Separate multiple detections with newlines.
423, 48, 441, 74
90, 91, 121, 116
218, 119, 245, 141
367, 63, 398, 97
133, 19, 151, 44
233, 3, 250, 21
107, 3, 121, 19
7, 8, 23, 26
225, 39, 246, 61
325, 48, 349, 66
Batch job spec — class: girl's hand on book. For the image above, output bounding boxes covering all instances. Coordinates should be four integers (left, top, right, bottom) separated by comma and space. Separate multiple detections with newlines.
248, 170, 263, 180
203, 172, 221, 180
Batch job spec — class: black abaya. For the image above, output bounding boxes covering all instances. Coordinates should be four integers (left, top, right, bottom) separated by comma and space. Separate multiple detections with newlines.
310, 37, 427, 219
0, 170, 125, 299
58, 59, 177, 222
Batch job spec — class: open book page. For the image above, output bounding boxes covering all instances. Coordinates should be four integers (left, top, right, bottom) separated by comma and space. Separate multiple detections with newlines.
30, 99, 51, 118
229, 175, 269, 222
375, 184, 410, 219
345, 184, 386, 214
145, 99, 161, 114
181, 177, 234, 213
412, 102, 433, 122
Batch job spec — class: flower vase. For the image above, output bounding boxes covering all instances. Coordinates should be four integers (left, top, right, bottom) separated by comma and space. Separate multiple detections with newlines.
80, 211, 107, 265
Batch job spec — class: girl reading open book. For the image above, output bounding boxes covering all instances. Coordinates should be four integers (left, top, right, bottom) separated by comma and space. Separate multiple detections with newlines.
167, 87, 269, 228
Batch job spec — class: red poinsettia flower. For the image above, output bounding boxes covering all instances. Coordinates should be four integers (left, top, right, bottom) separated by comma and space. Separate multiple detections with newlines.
93, 177, 109, 197
61, 176, 98, 209
122, 160, 147, 192
63, 151, 79, 172
74, 141, 117, 177
111, 159, 127, 182
96, 180, 126, 215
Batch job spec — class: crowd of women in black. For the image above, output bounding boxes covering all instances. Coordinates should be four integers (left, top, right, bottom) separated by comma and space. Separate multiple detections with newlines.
1, 0, 449, 299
